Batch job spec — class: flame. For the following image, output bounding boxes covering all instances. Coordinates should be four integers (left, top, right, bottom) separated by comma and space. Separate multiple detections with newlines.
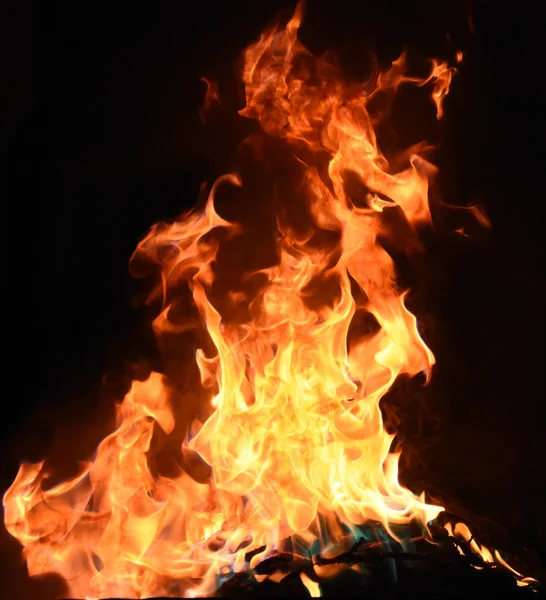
300, 572, 321, 597
4, 4, 521, 598
199, 78, 221, 124
445, 521, 539, 587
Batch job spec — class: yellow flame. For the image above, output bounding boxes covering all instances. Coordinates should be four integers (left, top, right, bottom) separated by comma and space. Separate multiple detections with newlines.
300, 571, 321, 597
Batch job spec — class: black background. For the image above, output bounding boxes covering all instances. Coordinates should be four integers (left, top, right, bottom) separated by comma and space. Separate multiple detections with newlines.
2, 0, 545, 598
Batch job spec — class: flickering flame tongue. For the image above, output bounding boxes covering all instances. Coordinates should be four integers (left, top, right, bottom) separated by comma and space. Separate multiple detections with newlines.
4, 5, 457, 598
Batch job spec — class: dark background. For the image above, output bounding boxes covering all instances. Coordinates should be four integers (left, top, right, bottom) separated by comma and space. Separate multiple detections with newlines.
2, 0, 544, 597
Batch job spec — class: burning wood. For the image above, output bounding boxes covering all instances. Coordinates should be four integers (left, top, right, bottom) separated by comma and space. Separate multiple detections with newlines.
2, 2, 540, 598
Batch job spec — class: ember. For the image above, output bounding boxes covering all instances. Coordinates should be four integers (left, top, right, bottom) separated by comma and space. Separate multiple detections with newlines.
2, 2, 541, 598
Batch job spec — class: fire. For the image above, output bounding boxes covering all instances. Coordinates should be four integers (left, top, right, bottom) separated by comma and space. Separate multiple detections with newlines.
2, 4, 529, 598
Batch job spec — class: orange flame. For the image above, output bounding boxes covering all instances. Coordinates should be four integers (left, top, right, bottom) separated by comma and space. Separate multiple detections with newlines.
445, 521, 539, 587
3, 5, 504, 598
